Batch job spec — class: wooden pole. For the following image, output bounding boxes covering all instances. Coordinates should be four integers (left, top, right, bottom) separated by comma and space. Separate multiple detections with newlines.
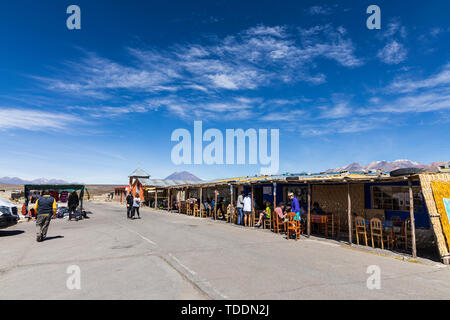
214, 190, 218, 220
307, 183, 311, 237
273, 182, 277, 208
230, 185, 234, 207
168, 188, 171, 212
273, 183, 277, 231
178, 189, 181, 213
409, 179, 417, 258
251, 185, 254, 227
200, 187, 203, 216
347, 182, 352, 245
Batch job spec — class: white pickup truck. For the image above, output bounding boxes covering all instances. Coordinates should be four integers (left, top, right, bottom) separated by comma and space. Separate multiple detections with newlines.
0, 199, 19, 229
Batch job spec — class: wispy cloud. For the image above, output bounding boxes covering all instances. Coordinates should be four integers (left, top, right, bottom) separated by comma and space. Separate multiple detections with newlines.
307, 5, 334, 16
387, 62, 450, 93
35, 24, 362, 98
0, 108, 83, 131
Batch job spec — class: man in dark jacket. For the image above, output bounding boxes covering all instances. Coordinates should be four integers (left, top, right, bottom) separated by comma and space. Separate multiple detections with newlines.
68, 191, 79, 221
34, 190, 57, 242
126, 192, 134, 219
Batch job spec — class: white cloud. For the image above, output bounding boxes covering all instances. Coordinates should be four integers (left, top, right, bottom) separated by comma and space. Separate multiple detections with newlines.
320, 102, 352, 119
36, 23, 362, 99
0, 108, 82, 131
307, 5, 333, 15
246, 25, 287, 38
377, 40, 407, 64
388, 62, 450, 93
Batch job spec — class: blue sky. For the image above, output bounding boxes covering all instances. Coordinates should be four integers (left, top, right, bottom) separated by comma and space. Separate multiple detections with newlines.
0, 0, 449, 183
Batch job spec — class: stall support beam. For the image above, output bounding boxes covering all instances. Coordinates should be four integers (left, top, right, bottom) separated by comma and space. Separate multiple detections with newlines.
347, 182, 352, 245
214, 190, 218, 220
168, 188, 171, 212
409, 179, 417, 258
251, 185, 254, 227
273, 182, 277, 232
307, 183, 311, 237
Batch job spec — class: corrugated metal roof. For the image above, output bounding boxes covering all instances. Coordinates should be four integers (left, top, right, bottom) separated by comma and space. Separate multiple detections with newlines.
163, 171, 405, 188
129, 168, 150, 178
137, 178, 201, 187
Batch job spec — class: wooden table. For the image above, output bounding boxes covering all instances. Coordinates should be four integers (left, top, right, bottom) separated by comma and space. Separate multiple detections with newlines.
311, 214, 329, 236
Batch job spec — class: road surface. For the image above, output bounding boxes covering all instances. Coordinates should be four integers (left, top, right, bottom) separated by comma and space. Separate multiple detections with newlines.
1, 201, 449, 299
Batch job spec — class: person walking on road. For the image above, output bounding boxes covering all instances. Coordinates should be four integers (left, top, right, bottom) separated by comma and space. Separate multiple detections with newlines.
34, 190, 57, 242
243, 193, 252, 227
68, 191, 79, 221
126, 192, 134, 219
236, 191, 244, 225
132, 194, 141, 219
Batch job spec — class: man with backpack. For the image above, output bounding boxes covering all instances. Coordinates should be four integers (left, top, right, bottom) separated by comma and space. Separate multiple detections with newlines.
126, 192, 134, 219
34, 190, 57, 242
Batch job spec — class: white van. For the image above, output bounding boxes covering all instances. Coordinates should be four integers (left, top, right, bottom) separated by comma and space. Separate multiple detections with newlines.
0, 199, 19, 229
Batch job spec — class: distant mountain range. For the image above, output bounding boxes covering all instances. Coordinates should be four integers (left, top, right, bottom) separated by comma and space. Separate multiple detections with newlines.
0, 177, 72, 185
165, 171, 202, 181
325, 160, 448, 173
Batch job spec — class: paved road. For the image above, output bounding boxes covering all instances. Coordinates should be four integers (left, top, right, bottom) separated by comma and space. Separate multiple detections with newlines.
1, 201, 450, 299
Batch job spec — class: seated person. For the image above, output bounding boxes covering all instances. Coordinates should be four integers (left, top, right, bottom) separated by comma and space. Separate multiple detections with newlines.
311, 202, 324, 214
274, 203, 287, 222
255, 201, 272, 228
217, 198, 226, 220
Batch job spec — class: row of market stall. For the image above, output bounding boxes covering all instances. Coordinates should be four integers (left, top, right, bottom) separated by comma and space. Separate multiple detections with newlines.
116, 168, 450, 264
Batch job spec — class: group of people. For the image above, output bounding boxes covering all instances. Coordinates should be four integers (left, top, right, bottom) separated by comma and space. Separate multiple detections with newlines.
125, 192, 142, 219
237, 192, 325, 231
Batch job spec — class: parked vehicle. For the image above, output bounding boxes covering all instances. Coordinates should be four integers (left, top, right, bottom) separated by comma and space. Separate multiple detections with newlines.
0, 200, 19, 229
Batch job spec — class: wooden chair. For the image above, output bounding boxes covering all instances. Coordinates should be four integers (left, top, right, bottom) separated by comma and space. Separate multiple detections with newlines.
334, 214, 349, 239
370, 218, 391, 249
286, 212, 301, 240
263, 208, 272, 230
396, 218, 412, 250
391, 219, 404, 247
326, 213, 335, 237
186, 203, 192, 215
232, 207, 239, 224
274, 212, 286, 234
193, 204, 200, 217
251, 210, 260, 227
226, 205, 233, 223
355, 216, 368, 246
200, 205, 208, 218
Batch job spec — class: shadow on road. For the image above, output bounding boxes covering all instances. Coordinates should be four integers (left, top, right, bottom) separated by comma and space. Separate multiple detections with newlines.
44, 235, 65, 241
0, 230, 25, 237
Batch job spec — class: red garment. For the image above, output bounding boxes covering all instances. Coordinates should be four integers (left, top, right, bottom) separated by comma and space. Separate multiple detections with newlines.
60, 191, 68, 203
50, 191, 59, 202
